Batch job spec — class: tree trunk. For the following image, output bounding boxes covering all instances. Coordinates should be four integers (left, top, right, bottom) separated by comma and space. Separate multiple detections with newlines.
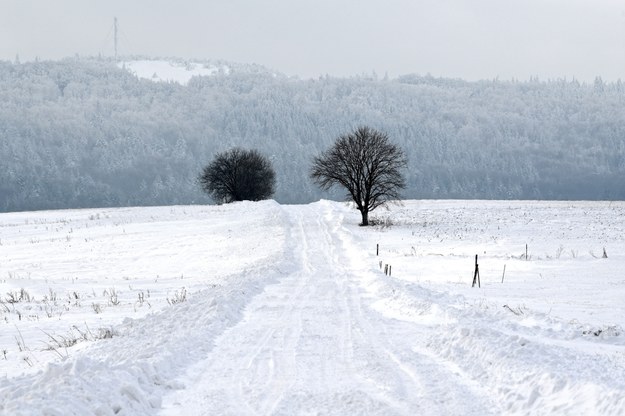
360, 209, 369, 226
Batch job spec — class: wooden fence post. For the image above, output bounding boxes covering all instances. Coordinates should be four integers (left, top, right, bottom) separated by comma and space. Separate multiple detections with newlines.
472, 255, 481, 288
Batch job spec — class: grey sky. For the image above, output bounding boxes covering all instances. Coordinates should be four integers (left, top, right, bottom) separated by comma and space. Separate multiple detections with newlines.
1, 0, 624, 81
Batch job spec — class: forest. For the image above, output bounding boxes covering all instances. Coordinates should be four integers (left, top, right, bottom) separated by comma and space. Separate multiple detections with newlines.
1, 57, 624, 212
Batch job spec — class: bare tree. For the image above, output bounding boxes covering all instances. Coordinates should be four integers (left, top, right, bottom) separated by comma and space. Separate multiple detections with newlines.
310, 126, 407, 225
199, 148, 276, 203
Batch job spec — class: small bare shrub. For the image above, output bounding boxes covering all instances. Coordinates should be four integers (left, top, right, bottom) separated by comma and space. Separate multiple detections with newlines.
41, 330, 76, 358
104, 288, 120, 306
23, 356, 33, 367
134, 291, 151, 312
167, 287, 187, 305
369, 215, 394, 228
0, 301, 10, 313
503, 304, 528, 316
43, 288, 57, 303
43, 303, 54, 318
14, 326, 28, 352
97, 327, 117, 339
6, 289, 33, 304
72, 324, 91, 342
92, 303, 102, 314
5, 292, 18, 304
72, 323, 117, 341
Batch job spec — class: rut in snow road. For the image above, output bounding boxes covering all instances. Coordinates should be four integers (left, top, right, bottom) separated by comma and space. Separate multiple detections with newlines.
160, 202, 497, 415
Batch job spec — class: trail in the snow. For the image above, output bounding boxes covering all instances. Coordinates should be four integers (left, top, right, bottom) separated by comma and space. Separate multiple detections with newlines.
160, 202, 498, 416
3, 201, 625, 415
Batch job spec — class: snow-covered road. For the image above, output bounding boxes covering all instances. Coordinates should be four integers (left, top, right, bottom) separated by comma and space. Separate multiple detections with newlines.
160, 202, 496, 415
2, 200, 624, 415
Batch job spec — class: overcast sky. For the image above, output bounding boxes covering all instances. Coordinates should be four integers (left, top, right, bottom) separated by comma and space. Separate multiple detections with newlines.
1, 0, 624, 82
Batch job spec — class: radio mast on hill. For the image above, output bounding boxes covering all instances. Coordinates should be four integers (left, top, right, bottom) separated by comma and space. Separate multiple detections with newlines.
114, 17, 118, 61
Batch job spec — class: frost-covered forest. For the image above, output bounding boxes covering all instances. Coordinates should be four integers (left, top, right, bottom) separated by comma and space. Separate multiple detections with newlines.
1, 57, 624, 212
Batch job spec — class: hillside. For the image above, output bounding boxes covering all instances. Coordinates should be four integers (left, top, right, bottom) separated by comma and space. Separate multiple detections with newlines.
1, 200, 624, 414
1, 57, 624, 212
118, 59, 230, 85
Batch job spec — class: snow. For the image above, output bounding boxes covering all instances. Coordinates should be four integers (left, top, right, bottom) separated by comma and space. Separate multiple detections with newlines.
1, 200, 624, 415
118, 60, 229, 85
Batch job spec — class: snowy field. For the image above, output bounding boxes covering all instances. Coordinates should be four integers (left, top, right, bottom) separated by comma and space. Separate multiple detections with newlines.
119, 60, 230, 85
1, 200, 624, 415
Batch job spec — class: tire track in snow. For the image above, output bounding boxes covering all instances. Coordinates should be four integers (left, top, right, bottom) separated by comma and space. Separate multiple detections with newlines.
160, 202, 499, 415
319, 202, 503, 415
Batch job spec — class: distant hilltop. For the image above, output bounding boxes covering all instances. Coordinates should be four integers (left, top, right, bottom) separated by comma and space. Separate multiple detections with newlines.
116, 56, 280, 85
119, 59, 230, 85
